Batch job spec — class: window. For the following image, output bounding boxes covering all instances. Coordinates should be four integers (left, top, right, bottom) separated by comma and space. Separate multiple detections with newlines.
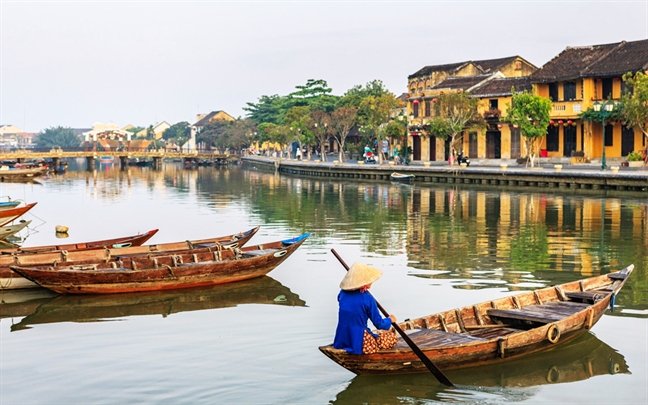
489, 99, 499, 109
515, 61, 522, 70
425, 100, 431, 117
602, 78, 613, 99
563, 81, 576, 101
413, 102, 419, 118
548, 83, 559, 101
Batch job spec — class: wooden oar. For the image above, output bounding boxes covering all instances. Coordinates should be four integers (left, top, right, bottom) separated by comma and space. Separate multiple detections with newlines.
330, 249, 454, 387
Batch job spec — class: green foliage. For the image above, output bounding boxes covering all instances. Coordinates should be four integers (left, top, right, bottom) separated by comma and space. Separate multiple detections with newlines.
34, 126, 81, 148
425, 92, 485, 153
505, 89, 552, 164
510, 224, 550, 271
338, 80, 393, 108
621, 71, 648, 138
626, 150, 643, 161
162, 121, 190, 146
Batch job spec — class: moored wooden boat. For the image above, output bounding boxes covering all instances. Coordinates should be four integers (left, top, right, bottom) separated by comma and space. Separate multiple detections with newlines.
0, 220, 31, 240
1, 228, 160, 254
11, 232, 308, 294
319, 264, 633, 375
0, 226, 260, 290
390, 172, 415, 183
0, 167, 48, 180
0, 203, 37, 227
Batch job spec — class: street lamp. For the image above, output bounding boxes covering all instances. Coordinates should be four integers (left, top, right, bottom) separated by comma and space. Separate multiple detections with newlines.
593, 101, 614, 170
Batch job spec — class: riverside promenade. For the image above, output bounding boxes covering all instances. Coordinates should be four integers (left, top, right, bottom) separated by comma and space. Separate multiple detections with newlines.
241, 156, 648, 194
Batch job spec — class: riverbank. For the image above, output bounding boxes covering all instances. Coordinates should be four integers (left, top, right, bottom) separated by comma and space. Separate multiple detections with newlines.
242, 156, 648, 194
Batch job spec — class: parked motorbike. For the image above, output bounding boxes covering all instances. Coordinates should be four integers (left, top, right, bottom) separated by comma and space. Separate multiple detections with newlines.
363, 149, 377, 164
456, 150, 470, 166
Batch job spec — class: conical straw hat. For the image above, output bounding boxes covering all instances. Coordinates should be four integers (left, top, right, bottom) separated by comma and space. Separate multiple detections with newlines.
340, 262, 383, 291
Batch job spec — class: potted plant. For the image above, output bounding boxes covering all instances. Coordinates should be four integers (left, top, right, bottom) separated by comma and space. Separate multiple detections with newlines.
626, 150, 644, 167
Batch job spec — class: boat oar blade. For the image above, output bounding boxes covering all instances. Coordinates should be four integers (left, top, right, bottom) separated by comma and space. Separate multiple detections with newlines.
330, 249, 454, 387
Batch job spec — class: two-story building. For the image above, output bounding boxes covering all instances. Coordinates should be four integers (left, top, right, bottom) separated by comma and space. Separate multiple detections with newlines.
530, 39, 648, 160
406, 56, 537, 162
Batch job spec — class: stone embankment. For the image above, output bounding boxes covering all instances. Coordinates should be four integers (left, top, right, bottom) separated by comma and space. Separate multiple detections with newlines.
241, 157, 648, 194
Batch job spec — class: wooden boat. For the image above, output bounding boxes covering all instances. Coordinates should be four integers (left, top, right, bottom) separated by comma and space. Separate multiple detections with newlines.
0, 166, 48, 180
319, 264, 633, 375
0, 220, 31, 240
0, 226, 260, 290
11, 232, 308, 294
1, 228, 159, 254
0, 201, 21, 210
0, 203, 37, 227
10, 276, 306, 331
390, 172, 415, 183
331, 333, 628, 403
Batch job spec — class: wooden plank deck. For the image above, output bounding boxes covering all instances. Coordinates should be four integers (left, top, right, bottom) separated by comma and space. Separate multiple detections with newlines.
487, 301, 589, 325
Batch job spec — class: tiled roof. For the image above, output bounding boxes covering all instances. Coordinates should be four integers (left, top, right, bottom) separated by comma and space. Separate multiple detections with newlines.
470, 77, 532, 97
473, 56, 519, 73
430, 74, 492, 90
585, 39, 648, 77
194, 111, 234, 127
408, 62, 468, 79
530, 39, 648, 82
409, 56, 524, 79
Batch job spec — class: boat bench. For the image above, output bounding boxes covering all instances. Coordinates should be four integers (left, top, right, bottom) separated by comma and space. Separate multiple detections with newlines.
241, 249, 279, 258
487, 301, 589, 326
564, 290, 610, 304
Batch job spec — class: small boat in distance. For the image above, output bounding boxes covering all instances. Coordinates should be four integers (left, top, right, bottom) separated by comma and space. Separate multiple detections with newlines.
11, 232, 309, 294
0, 201, 21, 211
319, 264, 633, 375
390, 172, 415, 183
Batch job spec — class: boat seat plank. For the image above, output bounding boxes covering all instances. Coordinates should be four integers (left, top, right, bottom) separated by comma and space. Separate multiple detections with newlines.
565, 290, 610, 303
466, 327, 519, 339
487, 301, 588, 325
242, 249, 280, 257
393, 328, 485, 350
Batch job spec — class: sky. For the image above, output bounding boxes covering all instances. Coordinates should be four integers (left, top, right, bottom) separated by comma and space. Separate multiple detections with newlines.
1, 0, 647, 132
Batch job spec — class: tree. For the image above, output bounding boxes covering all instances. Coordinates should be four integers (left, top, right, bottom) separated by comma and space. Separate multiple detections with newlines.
338, 80, 393, 108
426, 92, 485, 165
285, 106, 313, 160
162, 121, 191, 147
504, 89, 552, 167
330, 107, 357, 162
309, 110, 331, 161
620, 71, 648, 144
357, 94, 401, 163
34, 126, 81, 148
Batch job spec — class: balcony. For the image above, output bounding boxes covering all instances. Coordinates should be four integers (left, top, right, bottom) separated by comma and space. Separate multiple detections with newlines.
551, 101, 582, 117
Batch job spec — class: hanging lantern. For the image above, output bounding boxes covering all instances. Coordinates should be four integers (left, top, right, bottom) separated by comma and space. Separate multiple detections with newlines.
497, 123, 503, 129
567, 120, 573, 125
440, 91, 445, 95
550, 120, 555, 125
513, 124, 519, 128
558, 120, 564, 125
432, 97, 438, 102
457, 89, 462, 93
413, 99, 419, 105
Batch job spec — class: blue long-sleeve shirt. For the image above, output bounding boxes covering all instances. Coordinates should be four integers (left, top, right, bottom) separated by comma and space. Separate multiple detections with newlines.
332, 289, 393, 355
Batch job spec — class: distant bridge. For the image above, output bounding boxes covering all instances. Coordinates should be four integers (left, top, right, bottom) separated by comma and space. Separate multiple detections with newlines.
0, 148, 240, 169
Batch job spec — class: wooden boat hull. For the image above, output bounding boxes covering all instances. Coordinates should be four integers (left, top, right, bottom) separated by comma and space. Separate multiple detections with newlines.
11, 233, 307, 294
390, 172, 414, 183
0, 167, 48, 180
0, 226, 260, 290
0, 220, 31, 240
0, 203, 37, 227
1, 228, 159, 254
319, 265, 633, 375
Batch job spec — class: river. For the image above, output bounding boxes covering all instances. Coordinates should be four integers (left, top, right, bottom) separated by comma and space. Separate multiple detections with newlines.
0, 160, 645, 404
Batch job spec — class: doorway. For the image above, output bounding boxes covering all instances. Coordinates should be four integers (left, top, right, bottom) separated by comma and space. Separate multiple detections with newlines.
486, 131, 501, 158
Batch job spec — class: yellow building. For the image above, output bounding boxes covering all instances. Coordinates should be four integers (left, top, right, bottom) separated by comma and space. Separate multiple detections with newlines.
530, 39, 648, 160
407, 56, 537, 161
406, 56, 537, 161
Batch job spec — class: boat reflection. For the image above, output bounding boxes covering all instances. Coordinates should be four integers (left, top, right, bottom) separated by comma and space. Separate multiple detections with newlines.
330, 333, 628, 404
0, 288, 58, 319
10, 276, 305, 331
